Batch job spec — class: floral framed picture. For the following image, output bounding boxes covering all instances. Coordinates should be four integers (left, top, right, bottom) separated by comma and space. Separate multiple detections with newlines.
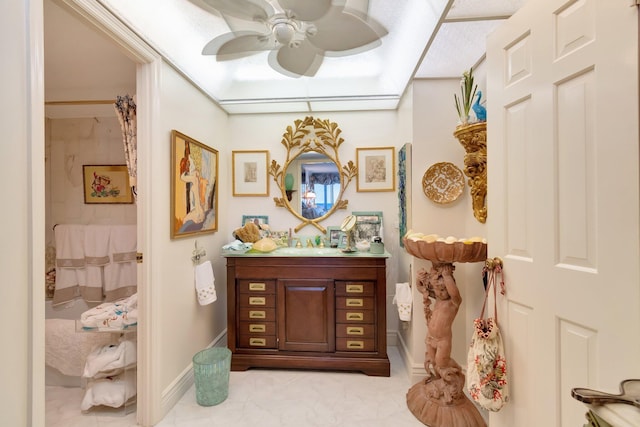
356, 146, 396, 192
83, 165, 133, 204
232, 150, 269, 196
171, 130, 218, 239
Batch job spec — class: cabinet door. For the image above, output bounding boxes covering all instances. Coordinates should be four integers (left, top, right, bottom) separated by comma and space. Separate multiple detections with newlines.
277, 279, 335, 352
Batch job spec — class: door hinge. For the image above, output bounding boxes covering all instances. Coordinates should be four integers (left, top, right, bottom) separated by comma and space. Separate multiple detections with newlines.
136, 252, 143, 263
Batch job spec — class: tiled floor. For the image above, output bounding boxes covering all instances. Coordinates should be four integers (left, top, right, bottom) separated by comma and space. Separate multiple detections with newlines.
46, 346, 427, 426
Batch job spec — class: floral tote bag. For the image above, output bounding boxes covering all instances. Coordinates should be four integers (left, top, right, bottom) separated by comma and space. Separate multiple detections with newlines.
467, 263, 509, 411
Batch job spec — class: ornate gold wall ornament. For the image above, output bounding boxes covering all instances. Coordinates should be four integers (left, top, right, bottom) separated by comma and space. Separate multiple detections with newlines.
269, 116, 357, 233
453, 122, 487, 223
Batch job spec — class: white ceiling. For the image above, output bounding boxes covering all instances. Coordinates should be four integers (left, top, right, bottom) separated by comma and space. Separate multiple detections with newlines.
44, 0, 526, 116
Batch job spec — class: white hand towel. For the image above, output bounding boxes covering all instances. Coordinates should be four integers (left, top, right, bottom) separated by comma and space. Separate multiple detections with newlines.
195, 260, 216, 305
83, 339, 137, 378
393, 282, 412, 321
53, 225, 87, 305
104, 225, 137, 302
83, 225, 112, 302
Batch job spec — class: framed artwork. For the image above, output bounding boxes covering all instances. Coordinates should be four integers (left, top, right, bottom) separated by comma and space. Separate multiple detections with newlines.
356, 146, 396, 192
397, 143, 412, 247
269, 230, 290, 246
232, 150, 269, 196
326, 226, 346, 248
83, 165, 133, 204
170, 130, 219, 239
241, 215, 269, 227
352, 211, 383, 242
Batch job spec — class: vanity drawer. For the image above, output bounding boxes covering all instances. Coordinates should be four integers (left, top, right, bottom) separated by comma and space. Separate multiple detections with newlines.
238, 293, 276, 308
336, 338, 375, 352
238, 280, 276, 294
239, 321, 276, 336
239, 308, 276, 321
239, 335, 277, 349
336, 309, 375, 323
335, 281, 374, 297
336, 324, 375, 338
336, 296, 374, 310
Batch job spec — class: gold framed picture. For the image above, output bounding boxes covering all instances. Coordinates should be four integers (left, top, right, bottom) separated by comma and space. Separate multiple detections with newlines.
356, 146, 396, 192
83, 165, 133, 204
171, 130, 219, 239
232, 150, 269, 196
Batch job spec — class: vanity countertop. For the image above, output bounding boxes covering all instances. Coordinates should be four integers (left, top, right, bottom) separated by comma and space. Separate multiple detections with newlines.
222, 247, 390, 258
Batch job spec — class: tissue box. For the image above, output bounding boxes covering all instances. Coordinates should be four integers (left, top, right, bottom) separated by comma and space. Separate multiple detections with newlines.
370, 242, 384, 254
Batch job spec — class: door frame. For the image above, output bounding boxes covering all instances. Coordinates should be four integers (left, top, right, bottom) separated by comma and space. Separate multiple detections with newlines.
34, 0, 161, 424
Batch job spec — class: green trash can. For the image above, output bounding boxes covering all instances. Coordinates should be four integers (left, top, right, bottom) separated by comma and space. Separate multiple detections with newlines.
192, 347, 231, 406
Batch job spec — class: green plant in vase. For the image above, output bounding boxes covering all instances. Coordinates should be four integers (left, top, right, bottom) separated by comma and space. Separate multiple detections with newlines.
454, 67, 478, 126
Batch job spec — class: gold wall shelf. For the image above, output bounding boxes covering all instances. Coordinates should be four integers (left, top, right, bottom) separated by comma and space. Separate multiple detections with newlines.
453, 122, 487, 223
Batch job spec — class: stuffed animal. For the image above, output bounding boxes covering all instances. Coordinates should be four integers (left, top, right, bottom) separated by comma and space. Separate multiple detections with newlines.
233, 222, 261, 243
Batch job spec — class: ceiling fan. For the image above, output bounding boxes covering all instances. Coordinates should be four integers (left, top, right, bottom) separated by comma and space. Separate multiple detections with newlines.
199, 0, 388, 78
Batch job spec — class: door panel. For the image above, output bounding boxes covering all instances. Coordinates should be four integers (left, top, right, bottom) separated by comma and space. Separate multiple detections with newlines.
487, 1, 639, 426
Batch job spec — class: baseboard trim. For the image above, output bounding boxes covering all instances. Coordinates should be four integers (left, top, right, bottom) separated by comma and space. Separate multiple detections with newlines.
161, 330, 227, 416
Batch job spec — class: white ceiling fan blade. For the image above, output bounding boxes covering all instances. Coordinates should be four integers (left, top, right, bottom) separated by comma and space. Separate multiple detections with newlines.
311, 7, 387, 54
269, 41, 323, 77
199, 0, 272, 21
203, 32, 274, 59
277, 0, 332, 21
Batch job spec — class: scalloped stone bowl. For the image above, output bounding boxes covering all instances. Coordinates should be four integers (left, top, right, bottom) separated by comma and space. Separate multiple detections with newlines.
402, 238, 487, 263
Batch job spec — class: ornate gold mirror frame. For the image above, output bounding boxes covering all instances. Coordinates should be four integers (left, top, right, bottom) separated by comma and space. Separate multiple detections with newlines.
269, 116, 357, 233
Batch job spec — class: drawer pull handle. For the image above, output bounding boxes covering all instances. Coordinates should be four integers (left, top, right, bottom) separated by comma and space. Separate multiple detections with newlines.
249, 297, 266, 305
347, 340, 364, 349
249, 310, 266, 319
346, 298, 363, 307
249, 338, 266, 346
249, 324, 266, 333
346, 284, 364, 293
249, 282, 266, 291
346, 312, 364, 321
347, 327, 364, 335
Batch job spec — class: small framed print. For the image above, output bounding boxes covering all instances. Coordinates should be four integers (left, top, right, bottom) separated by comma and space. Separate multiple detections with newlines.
356, 146, 396, 192
83, 165, 133, 204
326, 226, 346, 248
241, 215, 269, 228
232, 150, 269, 196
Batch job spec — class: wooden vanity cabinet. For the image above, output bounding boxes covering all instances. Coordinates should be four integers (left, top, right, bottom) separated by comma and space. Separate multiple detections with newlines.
225, 254, 390, 377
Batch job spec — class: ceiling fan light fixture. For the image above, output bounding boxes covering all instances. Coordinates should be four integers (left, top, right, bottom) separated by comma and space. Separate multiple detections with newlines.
273, 21, 295, 45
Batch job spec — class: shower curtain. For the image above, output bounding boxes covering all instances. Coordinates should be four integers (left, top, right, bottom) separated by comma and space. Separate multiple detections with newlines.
114, 95, 137, 200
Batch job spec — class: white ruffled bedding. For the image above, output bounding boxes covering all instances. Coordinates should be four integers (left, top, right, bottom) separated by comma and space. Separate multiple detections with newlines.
45, 319, 114, 377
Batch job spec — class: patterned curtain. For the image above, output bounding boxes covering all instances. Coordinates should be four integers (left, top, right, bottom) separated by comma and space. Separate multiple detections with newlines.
309, 172, 340, 186
114, 95, 137, 200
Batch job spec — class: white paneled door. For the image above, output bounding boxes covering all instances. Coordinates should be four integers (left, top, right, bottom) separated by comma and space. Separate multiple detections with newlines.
486, 0, 639, 426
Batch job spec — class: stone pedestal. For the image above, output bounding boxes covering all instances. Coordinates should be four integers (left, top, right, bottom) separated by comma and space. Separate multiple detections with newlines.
403, 238, 487, 427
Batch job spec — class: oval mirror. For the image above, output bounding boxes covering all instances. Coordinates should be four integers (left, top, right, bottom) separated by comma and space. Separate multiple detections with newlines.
269, 117, 357, 233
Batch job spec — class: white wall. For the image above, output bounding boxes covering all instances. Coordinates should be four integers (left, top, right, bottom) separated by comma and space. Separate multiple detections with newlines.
45, 116, 136, 243
152, 61, 230, 415
403, 71, 488, 383
227, 92, 413, 338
